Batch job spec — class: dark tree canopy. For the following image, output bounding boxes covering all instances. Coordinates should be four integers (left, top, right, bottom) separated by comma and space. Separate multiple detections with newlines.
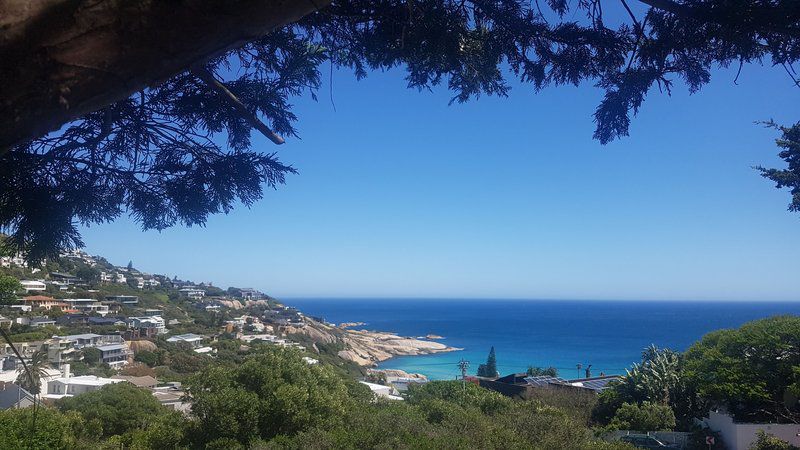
757, 122, 800, 213
1, 0, 799, 263
477, 346, 499, 377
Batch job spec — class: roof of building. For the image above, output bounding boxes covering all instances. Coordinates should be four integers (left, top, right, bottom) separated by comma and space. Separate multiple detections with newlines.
0, 382, 34, 409
50, 375, 121, 387
151, 389, 184, 403
565, 376, 621, 392
30, 317, 55, 323
111, 375, 157, 388
62, 333, 102, 341
524, 375, 569, 387
167, 333, 204, 342
96, 344, 126, 352
23, 295, 56, 301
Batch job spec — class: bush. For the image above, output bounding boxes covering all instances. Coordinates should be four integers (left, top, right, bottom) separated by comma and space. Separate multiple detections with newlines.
187, 347, 357, 447
0, 407, 85, 449
405, 380, 512, 415
57, 382, 170, 437
82, 347, 101, 365
609, 401, 676, 432
750, 431, 800, 450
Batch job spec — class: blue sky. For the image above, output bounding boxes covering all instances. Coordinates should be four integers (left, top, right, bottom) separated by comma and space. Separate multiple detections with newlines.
81, 61, 800, 301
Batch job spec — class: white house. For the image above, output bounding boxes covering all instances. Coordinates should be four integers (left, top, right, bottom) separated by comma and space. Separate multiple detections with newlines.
704, 411, 800, 450
63, 299, 109, 316
167, 333, 211, 353
358, 381, 403, 401
179, 287, 205, 300
127, 316, 166, 337
46, 374, 122, 398
19, 280, 46, 293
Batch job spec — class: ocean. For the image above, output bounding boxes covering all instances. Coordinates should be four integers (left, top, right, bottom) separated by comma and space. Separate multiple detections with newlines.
282, 298, 800, 380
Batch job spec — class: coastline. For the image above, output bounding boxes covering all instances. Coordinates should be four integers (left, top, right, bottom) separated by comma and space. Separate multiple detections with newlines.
285, 318, 460, 367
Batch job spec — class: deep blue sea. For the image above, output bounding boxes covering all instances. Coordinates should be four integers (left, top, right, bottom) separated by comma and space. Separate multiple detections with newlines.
283, 299, 800, 380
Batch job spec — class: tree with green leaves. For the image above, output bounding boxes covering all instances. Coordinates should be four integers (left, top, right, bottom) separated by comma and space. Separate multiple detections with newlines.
527, 366, 558, 377
608, 401, 676, 431
15, 350, 51, 396
57, 382, 170, 438
683, 315, 800, 424
758, 122, 800, 214
750, 431, 800, 450
593, 344, 701, 429
477, 346, 499, 378
2, 0, 799, 263
75, 266, 101, 284
187, 347, 356, 447
0, 275, 20, 306
81, 347, 102, 366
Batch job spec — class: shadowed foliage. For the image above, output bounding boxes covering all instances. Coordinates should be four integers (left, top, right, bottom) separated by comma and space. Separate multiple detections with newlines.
2, 0, 799, 263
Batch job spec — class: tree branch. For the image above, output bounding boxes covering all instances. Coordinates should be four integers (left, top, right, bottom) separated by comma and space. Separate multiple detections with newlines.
191, 66, 285, 145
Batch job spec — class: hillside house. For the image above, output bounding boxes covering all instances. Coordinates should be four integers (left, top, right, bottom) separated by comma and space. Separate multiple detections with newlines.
29, 317, 57, 328
167, 333, 212, 353
96, 343, 131, 367
126, 316, 166, 338
22, 295, 68, 311
0, 382, 35, 409
19, 280, 46, 293
46, 374, 122, 398
179, 287, 205, 300
63, 299, 109, 316
45, 338, 81, 368
106, 295, 139, 305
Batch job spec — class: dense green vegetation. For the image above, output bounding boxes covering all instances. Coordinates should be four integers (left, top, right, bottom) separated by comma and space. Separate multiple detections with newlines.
2, 255, 799, 448
0, 347, 630, 449
591, 316, 800, 449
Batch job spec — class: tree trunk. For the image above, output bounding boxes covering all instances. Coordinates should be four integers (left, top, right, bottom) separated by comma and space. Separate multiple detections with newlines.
0, 0, 330, 150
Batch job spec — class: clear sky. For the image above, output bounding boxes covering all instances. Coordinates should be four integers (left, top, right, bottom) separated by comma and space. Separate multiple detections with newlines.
80, 60, 800, 301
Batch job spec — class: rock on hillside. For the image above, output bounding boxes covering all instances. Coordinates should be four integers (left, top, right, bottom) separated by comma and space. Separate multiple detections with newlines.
286, 319, 458, 367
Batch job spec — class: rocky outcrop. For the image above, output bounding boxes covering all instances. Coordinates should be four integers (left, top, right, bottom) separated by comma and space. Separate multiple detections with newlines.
287, 319, 458, 367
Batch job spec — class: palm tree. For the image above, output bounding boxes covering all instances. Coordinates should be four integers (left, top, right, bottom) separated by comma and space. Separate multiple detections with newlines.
621, 345, 680, 405
16, 350, 51, 395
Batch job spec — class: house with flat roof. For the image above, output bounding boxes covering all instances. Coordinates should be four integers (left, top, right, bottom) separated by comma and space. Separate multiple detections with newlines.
126, 316, 166, 337
167, 333, 212, 353
19, 280, 46, 293
46, 375, 122, 398
178, 287, 205, 300
29, 317, 57, 328
63, 299, 109, 316
44, 338, 81, 368
105, 295, 138, 305
88, 316, 127, 327
61, 333, 103, 348
96, 343, 131, 367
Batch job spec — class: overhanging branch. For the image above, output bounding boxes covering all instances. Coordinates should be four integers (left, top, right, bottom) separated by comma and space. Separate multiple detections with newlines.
192, 67, 285, 145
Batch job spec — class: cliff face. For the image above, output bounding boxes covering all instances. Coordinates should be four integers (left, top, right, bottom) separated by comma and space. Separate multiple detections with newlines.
285, 319, 458, 367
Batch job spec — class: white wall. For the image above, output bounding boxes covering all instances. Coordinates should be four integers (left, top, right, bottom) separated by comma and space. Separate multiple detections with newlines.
704, 411, 800, 450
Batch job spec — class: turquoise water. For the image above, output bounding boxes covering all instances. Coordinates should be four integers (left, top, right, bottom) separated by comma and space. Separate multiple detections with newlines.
283, 298, 800, 380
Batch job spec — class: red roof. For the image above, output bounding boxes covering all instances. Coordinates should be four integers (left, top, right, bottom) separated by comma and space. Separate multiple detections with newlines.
23, 295, 56, 301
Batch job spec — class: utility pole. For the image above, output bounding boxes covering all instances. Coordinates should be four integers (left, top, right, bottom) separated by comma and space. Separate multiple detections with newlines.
457, 359, 470, 393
